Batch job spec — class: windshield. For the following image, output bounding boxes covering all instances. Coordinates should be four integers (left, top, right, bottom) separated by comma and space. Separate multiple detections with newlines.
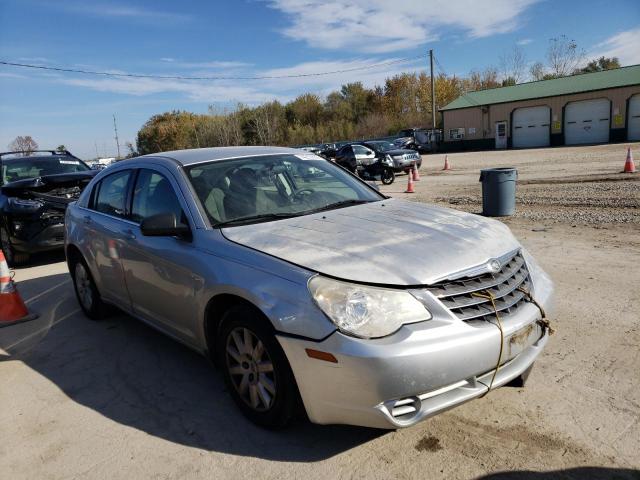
1, 156, 90, 184
367, 142, 396, 152
186, 154, 382, 226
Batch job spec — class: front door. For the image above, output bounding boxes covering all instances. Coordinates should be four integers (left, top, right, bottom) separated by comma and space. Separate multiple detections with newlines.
118, 167, 200, 343
495, 121, 507, 149
86, 168, 134, 310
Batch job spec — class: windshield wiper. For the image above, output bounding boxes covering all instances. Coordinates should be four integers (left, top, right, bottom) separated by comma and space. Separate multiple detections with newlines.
215, 212, 303, 227
303, 199, 374, 215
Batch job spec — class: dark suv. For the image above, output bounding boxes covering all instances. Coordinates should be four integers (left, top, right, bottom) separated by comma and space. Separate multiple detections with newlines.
394, 128, 441, 153
0, 150, 97, 265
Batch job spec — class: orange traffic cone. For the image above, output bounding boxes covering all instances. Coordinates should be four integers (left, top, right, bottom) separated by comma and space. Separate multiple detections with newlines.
442, 155, 451, 171
0, 250, 37, 328
622, 147, 636, 173
405, 168, 415, 193
412, 163, 421, 181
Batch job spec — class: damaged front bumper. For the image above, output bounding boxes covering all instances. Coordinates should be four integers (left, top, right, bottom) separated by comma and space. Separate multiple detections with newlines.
277, 289, 553, 429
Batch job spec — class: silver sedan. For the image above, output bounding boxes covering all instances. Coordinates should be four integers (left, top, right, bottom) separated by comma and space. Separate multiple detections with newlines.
65, 147, 554, 429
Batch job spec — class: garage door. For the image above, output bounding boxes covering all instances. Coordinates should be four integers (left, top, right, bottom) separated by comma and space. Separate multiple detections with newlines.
512, 106, 550, 148
564, 98, 610, 145
628, 94, 640, 141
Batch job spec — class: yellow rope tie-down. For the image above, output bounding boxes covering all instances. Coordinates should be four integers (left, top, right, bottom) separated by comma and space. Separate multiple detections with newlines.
470, 290, 504, 396
472, 286, 555, 397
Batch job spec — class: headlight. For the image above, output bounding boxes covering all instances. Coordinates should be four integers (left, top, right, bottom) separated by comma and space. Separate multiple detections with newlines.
7, 197, 43, 212
384, 154, 394, 166
308, 276, 431, 338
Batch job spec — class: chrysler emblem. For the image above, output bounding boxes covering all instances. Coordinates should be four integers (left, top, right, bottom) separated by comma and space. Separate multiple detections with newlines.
488, 259, 501, 273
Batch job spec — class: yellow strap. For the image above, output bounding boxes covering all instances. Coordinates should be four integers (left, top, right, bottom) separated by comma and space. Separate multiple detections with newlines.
517, 286, 555, 336
471, 290, 504, 395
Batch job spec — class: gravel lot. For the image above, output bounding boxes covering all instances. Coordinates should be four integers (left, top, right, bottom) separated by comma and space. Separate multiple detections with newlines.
1, 143, 639, 480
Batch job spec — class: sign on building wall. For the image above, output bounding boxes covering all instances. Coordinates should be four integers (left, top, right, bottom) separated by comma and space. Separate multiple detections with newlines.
614, 114, 624, 127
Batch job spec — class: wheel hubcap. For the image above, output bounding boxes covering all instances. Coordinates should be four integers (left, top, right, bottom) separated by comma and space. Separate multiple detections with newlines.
225, 327, 276, 411
75, 263, 93, 310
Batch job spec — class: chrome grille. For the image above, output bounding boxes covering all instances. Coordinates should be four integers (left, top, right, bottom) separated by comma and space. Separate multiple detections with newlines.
427, 251, 531, 322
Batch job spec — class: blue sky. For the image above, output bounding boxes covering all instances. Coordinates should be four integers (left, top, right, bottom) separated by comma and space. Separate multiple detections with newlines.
1, 0, 638, 158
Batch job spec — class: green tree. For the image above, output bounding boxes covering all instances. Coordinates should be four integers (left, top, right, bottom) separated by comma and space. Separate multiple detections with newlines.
578, 56, 621, 73
56, 144, 67, 153
136, 111, 201, 155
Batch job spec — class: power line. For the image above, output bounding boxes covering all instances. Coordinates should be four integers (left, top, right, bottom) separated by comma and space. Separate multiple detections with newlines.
433, 54, 481, 107
0, 55, 424, 81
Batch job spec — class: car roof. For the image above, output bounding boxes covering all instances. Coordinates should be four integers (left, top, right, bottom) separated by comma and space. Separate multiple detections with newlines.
140, 146, 308, 166
2, 154, 76, 163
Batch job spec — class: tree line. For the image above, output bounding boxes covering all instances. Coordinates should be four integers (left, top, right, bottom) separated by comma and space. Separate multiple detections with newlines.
134, 36, 620, 155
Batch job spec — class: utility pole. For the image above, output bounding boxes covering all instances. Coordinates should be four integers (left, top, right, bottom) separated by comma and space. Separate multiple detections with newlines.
113, 114, 121, 159
94, 141, 99, 159
429, 49, 436, 130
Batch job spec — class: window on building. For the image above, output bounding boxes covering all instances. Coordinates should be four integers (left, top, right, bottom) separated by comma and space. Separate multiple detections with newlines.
449, 128, 465, 140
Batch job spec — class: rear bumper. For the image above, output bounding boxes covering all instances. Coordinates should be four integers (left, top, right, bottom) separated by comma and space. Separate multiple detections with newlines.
278, 293, 552, 429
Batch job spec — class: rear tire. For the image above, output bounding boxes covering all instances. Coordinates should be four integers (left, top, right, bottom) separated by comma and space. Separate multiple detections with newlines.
70, 255, 109, 320
217, 305, 300, 429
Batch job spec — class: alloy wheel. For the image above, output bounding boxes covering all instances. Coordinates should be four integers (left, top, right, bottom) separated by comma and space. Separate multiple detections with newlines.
74, 262, 94, 311
225, 327, 277, 412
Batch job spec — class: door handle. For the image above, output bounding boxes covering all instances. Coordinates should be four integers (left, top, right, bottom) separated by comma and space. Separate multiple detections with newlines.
82, 215, 91, 224
122, 229, 136, 240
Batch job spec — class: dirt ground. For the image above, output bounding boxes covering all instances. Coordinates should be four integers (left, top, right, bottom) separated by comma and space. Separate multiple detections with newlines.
1, 143, 639, 480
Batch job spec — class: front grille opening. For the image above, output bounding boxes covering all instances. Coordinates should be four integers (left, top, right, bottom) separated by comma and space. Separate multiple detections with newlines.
427, 251, 531, 323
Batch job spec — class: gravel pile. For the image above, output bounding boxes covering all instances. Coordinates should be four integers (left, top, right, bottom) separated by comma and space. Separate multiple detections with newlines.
433, 178, 639, 225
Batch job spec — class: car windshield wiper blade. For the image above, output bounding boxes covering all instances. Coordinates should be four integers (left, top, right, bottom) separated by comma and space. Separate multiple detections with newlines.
215, 212, 302, 227
303, 199, 374, 215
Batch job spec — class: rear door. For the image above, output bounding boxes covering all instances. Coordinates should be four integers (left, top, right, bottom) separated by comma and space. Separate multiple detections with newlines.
118, 167, 200, 343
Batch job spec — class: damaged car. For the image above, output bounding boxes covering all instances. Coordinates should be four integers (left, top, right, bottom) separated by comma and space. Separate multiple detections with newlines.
0, 150, 96, 266
65, 147, 554, 429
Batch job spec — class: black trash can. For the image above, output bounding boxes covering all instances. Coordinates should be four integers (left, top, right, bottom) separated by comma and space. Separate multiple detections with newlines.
479, 167, 517, 216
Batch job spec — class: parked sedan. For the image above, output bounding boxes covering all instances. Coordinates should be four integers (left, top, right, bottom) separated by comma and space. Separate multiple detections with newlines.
65, 147, 554, 429
335, 142, 421, 173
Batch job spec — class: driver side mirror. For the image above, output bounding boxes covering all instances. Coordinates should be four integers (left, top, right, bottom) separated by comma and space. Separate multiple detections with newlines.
140, 212, 191, 240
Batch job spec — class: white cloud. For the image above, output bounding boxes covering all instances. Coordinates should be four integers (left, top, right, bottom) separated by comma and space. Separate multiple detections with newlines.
517, 38, 533, 45
589, 28, 640, 66
267, 0, 539, 53
50, 57, 422, 104
55, 2, 192, 23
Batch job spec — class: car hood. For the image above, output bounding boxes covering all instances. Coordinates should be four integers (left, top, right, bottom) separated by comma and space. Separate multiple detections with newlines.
221, 198, 520, 286
1, 171, 97, 194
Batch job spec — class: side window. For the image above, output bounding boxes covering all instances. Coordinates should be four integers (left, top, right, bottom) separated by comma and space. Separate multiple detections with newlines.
94, 170, 132, 218
352, 145, 366, 155
130, 169, 184, 224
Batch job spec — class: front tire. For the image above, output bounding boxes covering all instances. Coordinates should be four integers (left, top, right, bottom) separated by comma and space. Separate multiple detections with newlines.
381, 168, 395, 185
0, 226, 29, 267
218, 305, 300, 429
70, 256, 109, 320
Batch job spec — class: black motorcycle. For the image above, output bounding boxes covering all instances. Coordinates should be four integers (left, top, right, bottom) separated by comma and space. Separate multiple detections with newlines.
356, 155, 395, 185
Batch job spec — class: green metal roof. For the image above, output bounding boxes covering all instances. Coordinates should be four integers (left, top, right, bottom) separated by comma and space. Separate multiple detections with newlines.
441, 64, 640, 111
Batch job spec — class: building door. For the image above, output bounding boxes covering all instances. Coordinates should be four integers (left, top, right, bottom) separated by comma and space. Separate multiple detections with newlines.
512, 106, 551, 148
495, 121, 507, 149
564, 98, 610, 145
628, 94, 640, 141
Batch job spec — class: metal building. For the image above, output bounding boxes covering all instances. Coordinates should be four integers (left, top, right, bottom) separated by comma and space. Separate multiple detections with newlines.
441, 65, 640, 150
